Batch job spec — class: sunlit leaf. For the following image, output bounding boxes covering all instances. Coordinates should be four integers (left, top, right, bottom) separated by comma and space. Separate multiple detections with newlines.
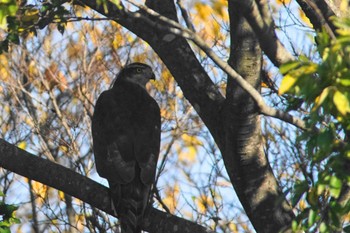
279, 74, 297, 95
196, 195, 214, 214
0, 1, 18, 29
299, 8, 312, 27
17, 141, 27, 150
320, 222, 328, 232
161, 183, 179, 214
21, 8, 39, 23
329, 176, 342, 198
275, 0, 291, 4
279, 61, 300, 74
194, 3, 212, 20
179, 146, 197, 164
308, 209, 317, 227
228, 222, 238, 233
181, 133, 203, 146
333, 90, 350, 115
313, 86, 331, 111
338, 78, 350, 87
31, 181, 48, 204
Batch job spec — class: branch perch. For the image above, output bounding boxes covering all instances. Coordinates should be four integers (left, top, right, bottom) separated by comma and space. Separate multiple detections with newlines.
0, 138, 214, 233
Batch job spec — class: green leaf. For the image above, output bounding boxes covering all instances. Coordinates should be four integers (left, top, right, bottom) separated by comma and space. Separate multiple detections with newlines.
291, 220, 299, 231
329, 176, 342, 198
292, 180, 309, 207
0, 1, 18, 29
338, 78, 350, 87
320, 222, 329, 233
317, 129, 333, 151
308, 209, 317, 227
280, 61, 301, 74
0, 227, 11, 233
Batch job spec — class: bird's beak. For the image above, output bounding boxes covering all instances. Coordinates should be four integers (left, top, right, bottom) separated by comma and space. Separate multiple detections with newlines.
147, 73, 157, 91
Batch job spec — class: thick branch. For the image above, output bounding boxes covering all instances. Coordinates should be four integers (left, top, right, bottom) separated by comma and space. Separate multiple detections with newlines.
0, 139, 214, 233
230, 0, 295, 66
296, 0, 336, 38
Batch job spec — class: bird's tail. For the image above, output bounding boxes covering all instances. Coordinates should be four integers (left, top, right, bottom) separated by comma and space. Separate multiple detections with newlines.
110, 180, 150, 233
120, 196, 144, 233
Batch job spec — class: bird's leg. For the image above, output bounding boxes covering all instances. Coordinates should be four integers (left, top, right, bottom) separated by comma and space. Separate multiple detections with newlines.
110, 190, 118, 216
108, 182, 122, 217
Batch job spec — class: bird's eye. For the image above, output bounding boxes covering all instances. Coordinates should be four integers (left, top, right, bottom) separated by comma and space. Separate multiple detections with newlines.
136, 68, 142, 73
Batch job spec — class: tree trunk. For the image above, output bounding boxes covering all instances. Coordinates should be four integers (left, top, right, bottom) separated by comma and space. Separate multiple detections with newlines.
221, 3, 294, 232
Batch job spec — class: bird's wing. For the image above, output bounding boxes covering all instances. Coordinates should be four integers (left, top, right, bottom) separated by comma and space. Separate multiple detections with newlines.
92, 90, 135, 184
134, 97, 161, 185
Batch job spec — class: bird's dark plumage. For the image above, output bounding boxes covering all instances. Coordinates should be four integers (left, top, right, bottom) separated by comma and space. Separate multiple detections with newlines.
92, 63, 160, 233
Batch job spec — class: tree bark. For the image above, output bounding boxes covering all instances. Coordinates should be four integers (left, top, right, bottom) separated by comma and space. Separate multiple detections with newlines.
222, 3, 294, 233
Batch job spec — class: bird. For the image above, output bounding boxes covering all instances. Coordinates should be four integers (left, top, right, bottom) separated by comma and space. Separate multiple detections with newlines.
91, 62, 161, 233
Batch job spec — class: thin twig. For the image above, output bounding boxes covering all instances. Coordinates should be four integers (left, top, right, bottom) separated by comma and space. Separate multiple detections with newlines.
176, 0, 195, 32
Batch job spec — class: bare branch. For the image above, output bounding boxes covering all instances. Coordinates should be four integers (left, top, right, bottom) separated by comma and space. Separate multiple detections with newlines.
176, 0, 195, 32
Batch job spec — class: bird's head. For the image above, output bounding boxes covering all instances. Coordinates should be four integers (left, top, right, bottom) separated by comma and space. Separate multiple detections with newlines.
111, 62, 156, 89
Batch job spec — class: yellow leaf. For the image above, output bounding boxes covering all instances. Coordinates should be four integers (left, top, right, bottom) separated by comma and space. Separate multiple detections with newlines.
28, 61, 38, 79
196, 195, 214, 214
211, 21, 220, 36
299, 199, 306, 210
228, 222, 239, 233
0, 54, 11, 81
18, 141, 27, 150
333, 90, 350, 115
162, 182, 179, 213
181, 133, 203, 146
212, 0, 228, 20
30, 180, 48, 206
279, 74, 297, 95
194, 3, 213, 20
312, 86, 330, 111
340, 0, 349, 15
299, 9, 312, 27
32, 181, 47, 197
276, 0, 291, 4
21, 8, 39, 23
4, 105, 10, 113
59, 145, 68, 153
58, 191, 65, 201
179, 146, 197, 164
76, 214, 85, 231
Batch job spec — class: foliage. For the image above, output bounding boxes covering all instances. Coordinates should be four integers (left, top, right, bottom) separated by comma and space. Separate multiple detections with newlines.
280, 17, 350, 232
0, 0, 71, 53
0, 192, 20, 233
0, 0, 17, 30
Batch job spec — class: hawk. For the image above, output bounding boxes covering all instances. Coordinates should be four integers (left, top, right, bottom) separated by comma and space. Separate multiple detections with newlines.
92, 63, 161, 233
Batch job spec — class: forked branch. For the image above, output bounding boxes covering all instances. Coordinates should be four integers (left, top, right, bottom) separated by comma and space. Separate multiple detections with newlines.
125, 0, 307, 130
